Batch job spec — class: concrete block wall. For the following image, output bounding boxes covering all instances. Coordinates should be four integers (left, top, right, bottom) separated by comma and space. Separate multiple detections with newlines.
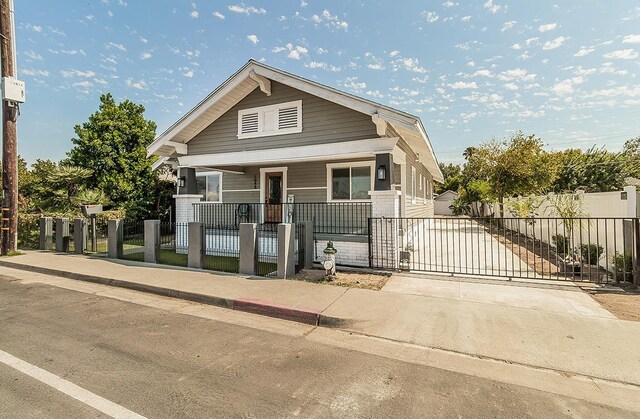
330, 240, 369, 267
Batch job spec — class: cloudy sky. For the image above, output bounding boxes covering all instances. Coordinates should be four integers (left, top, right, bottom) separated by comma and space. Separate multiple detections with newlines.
15, 0, 640, 164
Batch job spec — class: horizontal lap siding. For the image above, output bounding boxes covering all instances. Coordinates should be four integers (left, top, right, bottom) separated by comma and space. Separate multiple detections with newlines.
398, 138, 435, 218
188, 81, 379, 155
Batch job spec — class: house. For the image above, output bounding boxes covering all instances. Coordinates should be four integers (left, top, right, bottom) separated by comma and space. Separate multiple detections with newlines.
434, 190, 459, 216
147, 59, 443, 266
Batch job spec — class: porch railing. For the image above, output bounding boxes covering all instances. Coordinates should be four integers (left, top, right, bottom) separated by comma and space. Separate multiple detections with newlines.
193, 202, 371, 236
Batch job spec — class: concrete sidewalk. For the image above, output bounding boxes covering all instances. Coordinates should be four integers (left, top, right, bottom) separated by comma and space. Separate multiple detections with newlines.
2, 251, 640, 387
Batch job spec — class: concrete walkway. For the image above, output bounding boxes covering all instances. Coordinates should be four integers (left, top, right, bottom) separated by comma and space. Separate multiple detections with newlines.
1, 251, 640, 387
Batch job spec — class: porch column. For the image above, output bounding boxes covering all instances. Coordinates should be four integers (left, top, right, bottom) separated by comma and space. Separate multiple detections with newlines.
374, 153, 394, 191
368, 190, 401, 269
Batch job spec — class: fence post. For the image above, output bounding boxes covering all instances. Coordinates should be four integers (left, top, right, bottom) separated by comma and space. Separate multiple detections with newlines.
54, 218, 69, 252
302, 221, 314, 269
188, 222, 205, 269
277, 223, 295, 279
634, 218, 640, 287
144, 220, 161, 263
39, 216, 53, 250
107, 219, 123, 259
239, 223, 257, 275
73, 218, 86, 254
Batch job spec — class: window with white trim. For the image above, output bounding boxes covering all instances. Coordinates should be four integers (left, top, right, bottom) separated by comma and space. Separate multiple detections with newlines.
327, 162, 374, 201
196, 171, 222, 202
411, 166, 417, 204
237, 100, 302, 139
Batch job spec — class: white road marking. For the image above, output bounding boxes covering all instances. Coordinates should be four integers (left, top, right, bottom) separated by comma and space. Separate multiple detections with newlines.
0, 349, 146, 419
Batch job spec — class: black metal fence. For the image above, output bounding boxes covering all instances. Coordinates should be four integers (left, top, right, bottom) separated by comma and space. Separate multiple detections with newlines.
203, 224, 240, 273
193, 202, 372, 236
369, 217, 639, 283
295, 223, 305, 273
121, 220, 144, 262
254, 223, 278, 277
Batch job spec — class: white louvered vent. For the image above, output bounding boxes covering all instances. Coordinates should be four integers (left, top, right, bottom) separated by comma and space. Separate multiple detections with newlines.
240, 112, 259, 134
278, 106, 298, 130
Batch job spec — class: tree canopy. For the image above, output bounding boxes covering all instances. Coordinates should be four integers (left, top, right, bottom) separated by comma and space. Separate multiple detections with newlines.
66, 93, 158, 218
553, 147, 627, 193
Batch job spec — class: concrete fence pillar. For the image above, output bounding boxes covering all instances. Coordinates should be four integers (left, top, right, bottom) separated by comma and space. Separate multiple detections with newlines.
277, 223, 295, 279
73, 218, 87, 254
368, 190, 401, 269
188, 222, 205, 269
107, 219, 123, 259
239, 223, 257, 275
302, 221, 314, 269
144, 220, 161, 263
39, 216, 53, 250
54, 218, 70, 252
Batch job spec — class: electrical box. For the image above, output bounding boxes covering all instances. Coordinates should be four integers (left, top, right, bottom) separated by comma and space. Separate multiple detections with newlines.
1, 77, 25, 103
81, 205, 103, 216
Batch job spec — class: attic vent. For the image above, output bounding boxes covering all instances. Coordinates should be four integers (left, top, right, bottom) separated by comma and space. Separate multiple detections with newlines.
237, 100, 302, 139
278, 106, 298, 130
240, 112, 259, 134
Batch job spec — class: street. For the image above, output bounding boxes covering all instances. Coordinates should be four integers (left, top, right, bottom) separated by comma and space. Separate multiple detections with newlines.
0, 274, 636, 418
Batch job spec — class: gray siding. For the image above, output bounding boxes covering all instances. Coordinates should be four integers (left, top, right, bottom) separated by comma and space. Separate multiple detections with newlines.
398, 138, 434, 218
188, 81, 379, 155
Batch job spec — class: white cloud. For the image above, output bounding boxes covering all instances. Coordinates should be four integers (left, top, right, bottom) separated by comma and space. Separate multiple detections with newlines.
389, 50, 399, 57
442, 1, 458, 7
21, 68, 49, 77
461, 15, 471, 22
574, 46, 594, 57
272, 46, 286, 53
227, 5, 267, 15
180, 67, 194, 78
538, 23, 557, 32
622, 34, 640, 44
423, 11, 439, 23
366, 90, 384, 98
342, 77, 366, 92
24, 50, 43, 60
304, 61, 340, 72
525, 37, 539, 46
367, 63, 383, 70
24, 23, 43, 32
106, 42, 127, 52
61, 69, 96, 78
449, 81, 478, 89
504, 83, 519, 90
473, 69, 492, 77
501, 21, 516, 32
392, 57, 427, 73
212, 11, 225, 19
247, 34, 259, 44
511, 43, 522, 50
542, 36, 566, 50
125, 78, 147, 90
311, 9, 349, 30
300, 0, 308, 6
190, 10, 199, 18
603, 49, 638, 59
73, 80, 93, 88
497, 68, 536, 82
483, 0, 501, 14
273, 43, 308, 60
140, 51, 152, 60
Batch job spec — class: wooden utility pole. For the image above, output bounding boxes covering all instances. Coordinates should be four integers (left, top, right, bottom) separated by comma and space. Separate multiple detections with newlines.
0, 0, 18, 254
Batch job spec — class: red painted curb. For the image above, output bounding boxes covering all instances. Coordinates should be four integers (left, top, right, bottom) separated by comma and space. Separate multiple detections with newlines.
233, 298, 321, 325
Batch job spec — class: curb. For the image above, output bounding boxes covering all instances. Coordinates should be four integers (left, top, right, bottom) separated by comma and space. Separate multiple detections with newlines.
0, 259, 345, 327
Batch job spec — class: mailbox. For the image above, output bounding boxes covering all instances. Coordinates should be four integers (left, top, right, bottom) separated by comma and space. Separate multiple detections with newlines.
81, 205, 103, 216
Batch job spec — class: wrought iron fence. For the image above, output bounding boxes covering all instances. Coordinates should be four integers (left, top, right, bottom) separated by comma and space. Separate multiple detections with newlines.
295, 222, 305, 273
254, 223, 278, 277
121, 220, 145, 261
194, 203, 265, 228
369, 217, 639, 283
158, 222, 189, 267
203, 224, 240, 273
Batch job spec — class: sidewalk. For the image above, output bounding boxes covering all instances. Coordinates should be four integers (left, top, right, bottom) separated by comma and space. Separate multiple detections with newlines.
2, 251, 640, 387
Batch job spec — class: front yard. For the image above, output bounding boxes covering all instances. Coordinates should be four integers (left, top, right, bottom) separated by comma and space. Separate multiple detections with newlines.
591, 292, 640, 322
292, 268, 390, 290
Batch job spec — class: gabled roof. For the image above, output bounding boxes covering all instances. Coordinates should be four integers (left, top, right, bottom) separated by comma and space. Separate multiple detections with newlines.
147, 59, 443, 182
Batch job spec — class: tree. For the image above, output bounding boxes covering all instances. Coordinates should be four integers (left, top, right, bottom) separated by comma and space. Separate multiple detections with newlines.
553, 147, 627, 192
66, 93, 158, 219
435, 163, 463, 195
622, 136, 640, 179
463, 132, 559, 217
47, 165, 93, 207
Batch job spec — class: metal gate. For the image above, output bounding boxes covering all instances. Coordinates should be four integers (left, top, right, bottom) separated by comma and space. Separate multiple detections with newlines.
369, 217, 639, 283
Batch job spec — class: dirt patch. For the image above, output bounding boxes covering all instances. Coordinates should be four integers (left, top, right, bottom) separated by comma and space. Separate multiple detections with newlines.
292, 269, 389, 291
591, 292, 640, 322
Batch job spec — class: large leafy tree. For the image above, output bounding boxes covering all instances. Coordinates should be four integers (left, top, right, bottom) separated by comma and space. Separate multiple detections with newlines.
66, 94, 158, 218
622, 136, 640, 179
435, 163, 463, 195
463, 132, 559, 216
552, 147, 627, 193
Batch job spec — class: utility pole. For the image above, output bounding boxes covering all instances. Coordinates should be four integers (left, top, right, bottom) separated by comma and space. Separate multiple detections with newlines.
0, 0, 19, 254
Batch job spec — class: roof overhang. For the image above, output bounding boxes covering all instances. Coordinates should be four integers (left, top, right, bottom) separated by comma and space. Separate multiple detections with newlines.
147, 59, 443, 182
178, 137, 399, 168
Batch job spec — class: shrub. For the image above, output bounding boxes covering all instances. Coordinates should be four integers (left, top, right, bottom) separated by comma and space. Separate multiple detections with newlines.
18, 213, 41, 249
580, 244, 604, 265
552, 234, 569, 254
449, 197, 470, 216
611, 252, 633, 282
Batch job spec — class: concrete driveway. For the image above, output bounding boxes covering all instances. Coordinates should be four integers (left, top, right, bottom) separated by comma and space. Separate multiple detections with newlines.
382, 273, 616, 318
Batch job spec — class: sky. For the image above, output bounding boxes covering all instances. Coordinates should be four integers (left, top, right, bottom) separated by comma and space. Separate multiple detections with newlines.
13, 0, 640, 165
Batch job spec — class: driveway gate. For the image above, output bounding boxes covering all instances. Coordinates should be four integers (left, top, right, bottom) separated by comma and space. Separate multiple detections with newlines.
369, 217, 639, 283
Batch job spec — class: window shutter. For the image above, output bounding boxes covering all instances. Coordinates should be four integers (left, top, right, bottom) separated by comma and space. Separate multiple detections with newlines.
278, 106, 299, 130
240, 112, 259, 134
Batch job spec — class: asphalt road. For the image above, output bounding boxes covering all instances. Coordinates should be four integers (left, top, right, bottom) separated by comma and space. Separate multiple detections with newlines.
0, 275, 635, 418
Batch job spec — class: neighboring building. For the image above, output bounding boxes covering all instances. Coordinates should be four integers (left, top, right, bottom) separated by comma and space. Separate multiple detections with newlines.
147, 59, 443, 266
434, 190, 459, 216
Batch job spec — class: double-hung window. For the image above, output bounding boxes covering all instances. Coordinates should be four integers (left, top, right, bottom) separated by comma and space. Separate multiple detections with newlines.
196, 172, 222, 202
327, 162, 374, 201
237, 100, 302, 139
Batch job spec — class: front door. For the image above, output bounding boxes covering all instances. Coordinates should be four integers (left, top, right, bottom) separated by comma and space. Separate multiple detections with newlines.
265, 172, 283, 223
